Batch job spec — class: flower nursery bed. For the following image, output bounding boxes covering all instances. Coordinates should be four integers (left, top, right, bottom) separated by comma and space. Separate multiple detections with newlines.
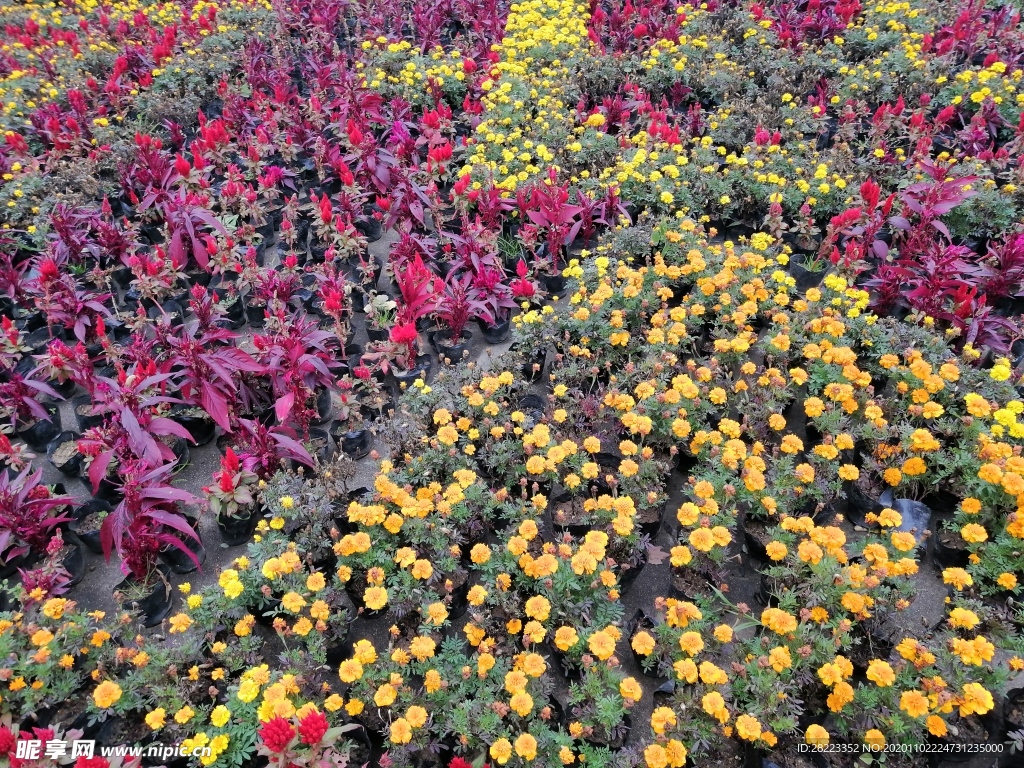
1, 0, 1024, 767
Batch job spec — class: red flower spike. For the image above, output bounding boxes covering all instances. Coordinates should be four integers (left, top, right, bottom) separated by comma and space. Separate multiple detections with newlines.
390, 323, 418, 346
174, 154, 191, 178
259, 717, 296, 753
297, 710, 329, 745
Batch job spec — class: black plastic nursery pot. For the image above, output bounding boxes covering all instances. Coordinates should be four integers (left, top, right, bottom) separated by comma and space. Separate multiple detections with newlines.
933, 528, 971, 568
111, 265, 134, 288
617, 550, 649, 597
61, 537, 86, 587
16, 403, 60, 451
550, 491, 598, 539
355, 216, 382, 242
430, 328, 474, 363
739, 498, 772, 552
479, 314, 512, 343
314, 386, 333, 423
391, 354, 433, 387
539, 272, 567, 295
310, 427, 334, 462
337, 426, 373, 460
69, 500, 112, 555
217, 504, 263, 547
360, 392, 395, 421
48, 376, 77, 399
72, 393, 105, 431
91, 474, 124, 505
25, 326, 66, 354
13, 307, 46, 333
339, 342, 364, 366
224, 301, 247, 329
245, 301, 267, 327
788, 253, 830, 291
47, 430, 84, 477
162, 434, 191, 472
170, 406, 217, 446
1004, 687, 1024, 736
160, 522, 206, 575
113, 563, 175, 628
351, 288, 368, 314
513, 344, 548, 382
148, 300, 184, 327
184, 268, 212, 288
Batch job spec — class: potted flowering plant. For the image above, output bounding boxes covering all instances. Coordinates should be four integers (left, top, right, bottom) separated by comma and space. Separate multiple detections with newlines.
102, 461, 202, 627
364, 291, 398, 341
469, 265, 517, 343
0, 368, 61, 451
0, 467, 73, 574
329, 374, 372, 460
430, 273, 477, 362
206, 447, 261, 546
257, 713, 360, 768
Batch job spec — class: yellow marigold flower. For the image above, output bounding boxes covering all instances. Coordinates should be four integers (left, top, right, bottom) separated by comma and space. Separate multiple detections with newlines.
410, 636, 436, 661
555, 626, 579, 651
338, 659, 363, 683
525, 595, 551, 621
900, 690, 929, 719
390, 718, 412, 744
678, 631, 704, 656
631, 630, 656, 656
942, 568, 973, 590
588, 629, 616, 660
926, 715, 948, 737
645, 744, 668, 768
407, 705, 427, 729
620, 677, 643, 701
959, 523, 987, 543
651, 706, 677, 734
42, 598, 69, 619
93, 680, 122, 709
490, 738, 513, 765
735, 714, 762, 741
901, 457, 927, 476
866, 660, 895, 687
374, 683, 397, 707
805, 724, 829, 745
211, 705, 231, 727
768, 646, 792, 672
281, 592, 306, 613
364, 587, 388, 610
